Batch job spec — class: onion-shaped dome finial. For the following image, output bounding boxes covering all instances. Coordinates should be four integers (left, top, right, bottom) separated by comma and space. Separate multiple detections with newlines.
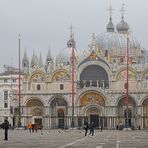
106, 5, 114, 32
116, 3, 129, 33
67, 24, 76, 48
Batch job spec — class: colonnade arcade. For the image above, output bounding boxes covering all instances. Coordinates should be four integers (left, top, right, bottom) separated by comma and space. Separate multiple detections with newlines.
21, 95, 148, 129
142, 98, 148, 128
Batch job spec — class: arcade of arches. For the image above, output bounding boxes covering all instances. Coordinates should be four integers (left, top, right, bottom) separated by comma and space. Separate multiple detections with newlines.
21, 95, 148, 129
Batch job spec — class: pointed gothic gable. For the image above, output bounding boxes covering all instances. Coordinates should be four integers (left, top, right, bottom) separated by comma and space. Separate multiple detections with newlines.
77, 50, 110, 69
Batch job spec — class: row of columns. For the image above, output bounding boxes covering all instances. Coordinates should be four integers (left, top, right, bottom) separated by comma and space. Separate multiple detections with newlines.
79, 80, 109, 89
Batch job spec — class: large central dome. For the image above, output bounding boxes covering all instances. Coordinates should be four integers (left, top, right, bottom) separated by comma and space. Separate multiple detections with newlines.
96, 7, 142, 55
96, 32, 141, 54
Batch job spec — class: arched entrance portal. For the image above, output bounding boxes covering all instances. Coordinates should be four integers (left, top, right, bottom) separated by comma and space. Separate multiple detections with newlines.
26, 98, 44, 128
117, 97, 136, 128
142, 98, 148, 128
50, 98, 67, 129
79, 91, 105, 128
85, 107, 101, 127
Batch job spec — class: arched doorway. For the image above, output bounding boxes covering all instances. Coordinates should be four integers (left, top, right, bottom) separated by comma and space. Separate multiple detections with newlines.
50, 98, 67, 129
142, 98, 148, 128
117, 97, 136, 128
79, 91, 105, 128
58, 109, 65, 128
26, 98, 43, 127
85, 106, 101, 128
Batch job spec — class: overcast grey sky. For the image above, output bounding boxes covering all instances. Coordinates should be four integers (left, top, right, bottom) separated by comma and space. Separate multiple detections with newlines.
0, 0, 147, 71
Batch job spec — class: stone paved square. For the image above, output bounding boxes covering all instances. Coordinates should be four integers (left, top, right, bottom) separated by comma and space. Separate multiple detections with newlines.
1, 129, 148, 148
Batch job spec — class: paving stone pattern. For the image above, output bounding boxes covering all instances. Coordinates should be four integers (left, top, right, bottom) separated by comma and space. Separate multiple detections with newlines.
0, 129, 148, 148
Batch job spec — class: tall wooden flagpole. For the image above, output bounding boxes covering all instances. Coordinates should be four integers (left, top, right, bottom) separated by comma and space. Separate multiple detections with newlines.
71, 46, 75, 127
125, 32, 129, 127
18, 34, 21, 127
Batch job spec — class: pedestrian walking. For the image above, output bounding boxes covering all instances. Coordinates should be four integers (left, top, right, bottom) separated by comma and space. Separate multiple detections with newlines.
100, 124, 103, 132
116, 124, 119, 130
32, 124, 35, 133
3, 117, 9, 140
28, 122, 32, 133
89, 121, 95, 136
84, 121, 89, 136
34, 123, 38, 133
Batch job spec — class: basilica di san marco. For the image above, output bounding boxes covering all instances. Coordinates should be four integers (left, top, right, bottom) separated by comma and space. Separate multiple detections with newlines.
1, 10, 148, 131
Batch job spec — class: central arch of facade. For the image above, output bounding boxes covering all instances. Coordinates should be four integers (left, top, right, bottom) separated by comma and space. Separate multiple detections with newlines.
79, 64, 109, 89
78, 91, 105, 128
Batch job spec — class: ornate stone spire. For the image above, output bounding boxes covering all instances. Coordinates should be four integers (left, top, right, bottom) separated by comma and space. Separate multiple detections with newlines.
46, 47, 52, 62
45, 47, 53, 73
22, 49, 28, 61
92, 33, 96, 44
31, 51, 36, 68
22, 49, 29, 73
106, 4, 114, 32
38, 53, 43, 68
89, 33, 97, 51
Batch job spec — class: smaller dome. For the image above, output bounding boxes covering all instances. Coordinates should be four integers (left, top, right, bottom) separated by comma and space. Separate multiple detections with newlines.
107, 21, 114, 32
116, 19, 129, 33
56, 47, 78, 66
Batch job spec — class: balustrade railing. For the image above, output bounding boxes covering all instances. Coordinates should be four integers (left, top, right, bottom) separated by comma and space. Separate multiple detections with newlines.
77, 79, 148, 92
77, 80, 109, 89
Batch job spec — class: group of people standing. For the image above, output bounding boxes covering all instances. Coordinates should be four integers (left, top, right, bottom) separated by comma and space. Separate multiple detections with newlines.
84, 121, 103, 136
28, 122, 39, 133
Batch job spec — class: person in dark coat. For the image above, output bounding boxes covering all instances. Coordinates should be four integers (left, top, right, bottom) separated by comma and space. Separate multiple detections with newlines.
89, 121, 95, 136
3, 117, 9, 140
34, 123, 38, 133
84, 121, 89, 136
100, 124, 103, 132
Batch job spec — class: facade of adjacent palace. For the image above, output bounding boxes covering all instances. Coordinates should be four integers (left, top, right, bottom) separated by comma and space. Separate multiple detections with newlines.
1, 11, 148, 129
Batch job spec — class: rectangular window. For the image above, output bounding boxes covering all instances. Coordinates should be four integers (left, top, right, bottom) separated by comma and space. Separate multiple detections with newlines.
4, 79, 7, 83
4, 91, 8, 100
10, 106, 13, 114
37, 84, 41, 90
12, 79, 16, 83
60, 84, 64, 90
21, 108, 23, 114
4, 102, 8, 108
